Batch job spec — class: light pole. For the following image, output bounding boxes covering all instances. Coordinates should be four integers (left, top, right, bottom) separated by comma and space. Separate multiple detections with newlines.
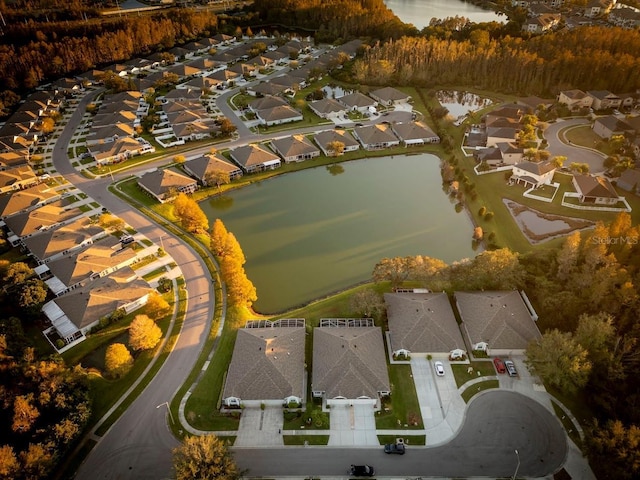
512, 449, 520, 480
156, 402, 174, 425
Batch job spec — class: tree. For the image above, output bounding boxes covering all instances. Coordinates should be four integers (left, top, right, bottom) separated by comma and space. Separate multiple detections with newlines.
586, 419, 640, 480
210, 219, 229, 257
205, 169, 231, 190
556, 230, 581, 281
145, 292, 171, 320
326, 140, 345, 157
39, 117, 55, 135
104, 343, 134, 379
220, 233, 257, 308
173, 193, 209, 234
349, 289, 385, 318
3, 262, 33, 287
18, 279, 48, 310
12, 394, 40, 433
0, 445, 19, 478
129, 315, 162, 352
98, 213, 125, 231
173, 155, 186, 164
525, 329, 591, 393
19, 443, 52, 479
372, 256, 416, 288
172, 434, 239, 480
569, 162, 590, 174
472, 226, 484, 241
551, 155, 566, 168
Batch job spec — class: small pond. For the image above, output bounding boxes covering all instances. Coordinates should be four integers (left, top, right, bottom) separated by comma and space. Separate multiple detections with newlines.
202, 154, 476, 313
322, 85, 351, 100
436, 90, 493, 121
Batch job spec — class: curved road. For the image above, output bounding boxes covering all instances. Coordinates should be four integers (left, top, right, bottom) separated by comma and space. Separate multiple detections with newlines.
55, 93, 216, 480
234, 391, 567, 478
544, 118, 606, 173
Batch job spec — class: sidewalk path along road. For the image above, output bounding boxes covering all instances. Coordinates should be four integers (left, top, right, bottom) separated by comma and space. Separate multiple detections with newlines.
52, 91, 216, 480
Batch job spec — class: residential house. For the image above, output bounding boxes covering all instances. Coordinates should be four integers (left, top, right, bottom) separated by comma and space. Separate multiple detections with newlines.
352, 124, 400, 150
93, 110, 139, 129
313, 129, 360, 156
592, 115, 635, 139
22, 216, 106, 265
222, 319, 306, 408
168, 46, 192, 60
4, 200, 84, 245
522, 13, 561, 33
164, 88, 202, 103
137, 168, 198, 203
229, 144, 281, 173
312, 318, 390, 407
476, 147, 504, 167
271, 135, 321, 163
0, 165, 38, 194
369, 87, 412, 106
584, 0, 615, 17
587, 90, 622, 110
86, 123, 136, 146
248, 81, 288, 97
608, 6, 640, 28
617, 168, 640, 194
0, 151, 29, 170
0, 183, 58, 219
572, 174, 621, 204
384, 292, 465, 356
557, 90, 593, 111
455, 291, 541, 355
38, 235, 140, 296
88, 138, 154, 166
338, 91, 377, 114
486, 127, 519, 147
391, 121, 439, 145
42, 267, 151, 348
255, 105, 303, 127
183, 154, 243, 186
511, 161, 557, 188
308, 98, 347, 119
167, 64, 202, 80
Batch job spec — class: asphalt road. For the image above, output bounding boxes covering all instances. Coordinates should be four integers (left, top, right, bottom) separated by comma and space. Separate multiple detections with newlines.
234, 391, 567, 478
544, 118, 606, 173
53, 92, 216, 480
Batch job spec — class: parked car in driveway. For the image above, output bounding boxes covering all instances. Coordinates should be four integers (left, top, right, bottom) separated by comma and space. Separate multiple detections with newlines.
493, 357, 506, 374
350, 465, 375, 476
384, 441, 405, 455
504, 360, 518, 377
434, 360, 445, 376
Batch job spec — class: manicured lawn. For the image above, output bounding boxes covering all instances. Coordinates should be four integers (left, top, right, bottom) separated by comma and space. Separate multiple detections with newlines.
283, 409, 330, 430
283, 435, 329, 445
562, 124, 615, 155
376, 364, 423, 429
551, 400, 583, 451
451, 361, 497, 388
460, 380, 499, 403
377, 434, 425, 446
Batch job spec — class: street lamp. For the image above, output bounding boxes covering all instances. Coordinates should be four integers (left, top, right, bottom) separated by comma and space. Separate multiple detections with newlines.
512, 449, 520, 480
156, 402, 174, 425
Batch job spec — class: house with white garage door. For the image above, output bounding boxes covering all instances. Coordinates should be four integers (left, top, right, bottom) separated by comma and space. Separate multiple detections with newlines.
222, 319, 306, 408
312, 318, 390, 408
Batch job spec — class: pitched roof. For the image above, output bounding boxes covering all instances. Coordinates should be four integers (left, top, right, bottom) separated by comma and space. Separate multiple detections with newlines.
256, 105, 302, 123
184, 154, 242, 181
250, 95, 288, 111
137, 168, 197, 198
49, 267, 151, 331
370, 86, 410, 103
312, 325, 390, 399
0, 183, 58, 218
88, 137, 147, 161
594, 115, 634, 133
223, 324, 305, 401
271, 135, 318, 158
455, 291, 542, 350
384, 292, 465, 353
573, 174, 619, 199
4, 200, 83, 237
309, 98, 345, 115
313, 129, 360, 150
353, 124, 399, 145
230, 144, 280, 169
391, 121, 438, 141
46, 235, 138, 288
0, 165, 36, 189
587, 90, 619, 100
338, 91, 376, 108
22, 216, 106, 262
514, 161, 556, 176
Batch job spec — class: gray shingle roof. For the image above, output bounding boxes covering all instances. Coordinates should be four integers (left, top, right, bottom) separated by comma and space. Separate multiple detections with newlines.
384, 292, 465, 353
312, 326, 390, 399
0, 183, 58, 218
455, 291, 541, 350
223, 326, 305, 401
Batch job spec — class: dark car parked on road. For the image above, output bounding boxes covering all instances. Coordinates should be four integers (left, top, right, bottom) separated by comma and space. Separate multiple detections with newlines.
350, 464, 375, 476
384, 442, 406, 455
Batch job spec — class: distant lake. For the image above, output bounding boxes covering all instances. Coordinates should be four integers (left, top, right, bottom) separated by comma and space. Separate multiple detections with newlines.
202, 154, 475, 313
384, 0, 506, 29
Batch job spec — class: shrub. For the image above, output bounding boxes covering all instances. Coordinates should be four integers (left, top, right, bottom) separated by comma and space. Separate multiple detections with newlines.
484, 211, 494, 221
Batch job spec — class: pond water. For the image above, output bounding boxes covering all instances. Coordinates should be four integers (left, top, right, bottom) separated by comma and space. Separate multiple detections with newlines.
384, 0, 506, 30
202, 154, 475, 313
436, 90, 493, 120
322, 85, 351, 99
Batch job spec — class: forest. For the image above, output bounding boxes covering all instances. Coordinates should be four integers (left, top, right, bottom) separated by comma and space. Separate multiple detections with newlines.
372, 213, 640, 479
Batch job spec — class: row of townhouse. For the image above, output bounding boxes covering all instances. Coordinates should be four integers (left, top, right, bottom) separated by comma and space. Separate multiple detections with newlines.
557, 88, 639, 112
0, 183, 154, 351
220, 289, 542, 408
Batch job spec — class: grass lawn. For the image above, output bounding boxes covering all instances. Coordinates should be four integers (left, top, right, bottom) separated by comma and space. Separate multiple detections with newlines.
377, 434, 425, 446
376, 364, 423, 429
283, 408, 330, 430
451, 361, 497, 388
551, 400, 583, 451
460, 380, 499, 403
562, 125, 615, 156
283, 435, 329, 445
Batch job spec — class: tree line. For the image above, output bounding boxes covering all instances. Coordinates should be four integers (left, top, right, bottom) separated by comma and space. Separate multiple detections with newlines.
372, 212, 640, 479
351, 27, 640, 96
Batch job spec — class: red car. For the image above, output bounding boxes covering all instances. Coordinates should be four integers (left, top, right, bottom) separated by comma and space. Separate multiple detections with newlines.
493, 357, 506, 374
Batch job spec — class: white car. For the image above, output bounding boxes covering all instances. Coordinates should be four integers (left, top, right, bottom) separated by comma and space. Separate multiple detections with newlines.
434, 361, 445, 377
